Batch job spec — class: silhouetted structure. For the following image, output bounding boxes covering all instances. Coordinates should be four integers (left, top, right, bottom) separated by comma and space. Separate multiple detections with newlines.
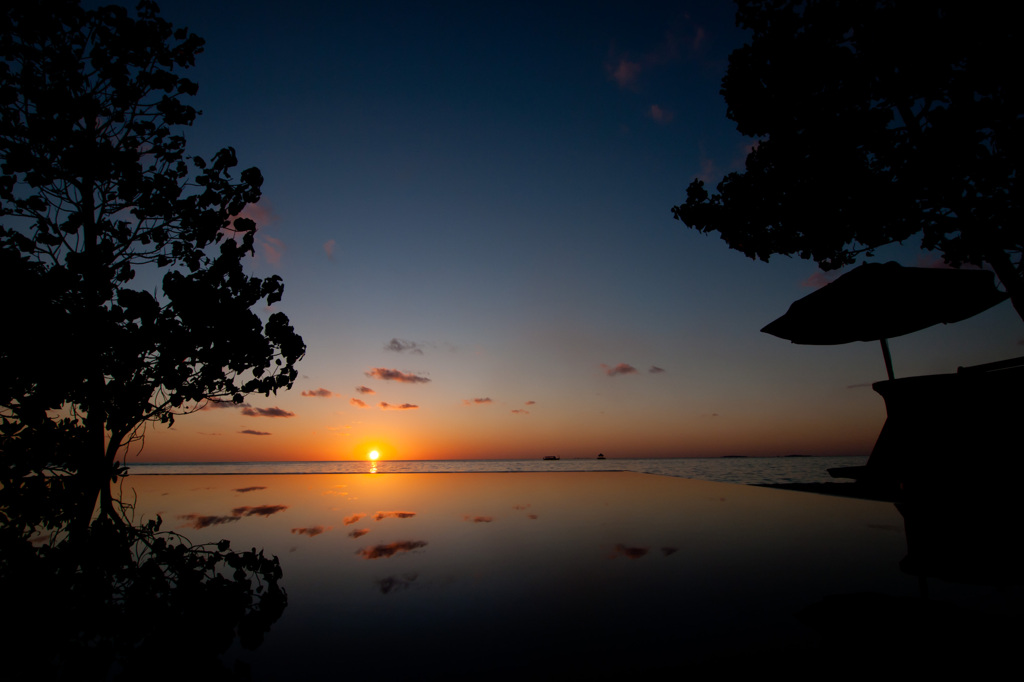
762, 262, 1008, 379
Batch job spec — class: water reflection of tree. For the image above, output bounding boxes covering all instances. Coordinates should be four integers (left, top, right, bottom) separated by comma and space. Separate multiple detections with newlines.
1, 475, 286, 680
1, 2, 299, 674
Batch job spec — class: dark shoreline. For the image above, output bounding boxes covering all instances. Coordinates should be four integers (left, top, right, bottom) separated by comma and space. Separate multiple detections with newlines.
755, 481, 898, 503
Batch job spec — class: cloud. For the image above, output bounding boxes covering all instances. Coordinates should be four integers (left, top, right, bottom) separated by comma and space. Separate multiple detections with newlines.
234, 199, 277, 228
356, 540, 428, 560
661, 547, 679, 557
463, 515, 494, 523
323, 238, 336, 260
234, 486, 266, 493
607, 58, 642, 88
355, 385, 376, 394
261, 234, 285, 266
178, 514, 241, 529
241, 406, 295, 418
291, 526, 331, 537
606, 32, 684, 91
379, 402, 419, 410
602, 363, 638, 376
801, 270, 836, 289
463, 397, 493, 405
384, 338, 425, 355
365, 368, 431, 384
648, 104, 674, 123
302, 388, 334, 398
232, 504, 289, 517
691, 26, 706, 51
200, 400, 250, 411
648, 366, 666, 374
343, 513, 366, 526
373, 511, 416, 521
511, 409, 529, 415
348, 528, 370, 539
350, 398, 369, 408
240, 429, 272, 436
524, 400, 536, 405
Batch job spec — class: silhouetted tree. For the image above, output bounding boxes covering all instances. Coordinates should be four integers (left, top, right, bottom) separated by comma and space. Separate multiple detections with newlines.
0, 2, 297, 675
0, 0, 305, 527
5, 510, 287, 680
672, 1, 1024, 320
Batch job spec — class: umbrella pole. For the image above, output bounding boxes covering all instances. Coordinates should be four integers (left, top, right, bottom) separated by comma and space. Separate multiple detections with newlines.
880, 338, 895, 380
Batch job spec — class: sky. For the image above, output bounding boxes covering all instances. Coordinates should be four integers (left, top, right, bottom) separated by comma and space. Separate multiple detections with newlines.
121, 1, 1021, 463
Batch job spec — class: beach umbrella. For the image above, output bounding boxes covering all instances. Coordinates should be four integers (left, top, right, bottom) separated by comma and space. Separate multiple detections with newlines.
761, 262, 1009, 379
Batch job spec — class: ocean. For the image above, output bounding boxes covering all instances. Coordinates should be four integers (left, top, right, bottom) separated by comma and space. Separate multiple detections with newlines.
127, 454, 866, 486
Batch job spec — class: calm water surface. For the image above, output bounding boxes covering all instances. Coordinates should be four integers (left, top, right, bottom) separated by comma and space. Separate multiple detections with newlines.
128, 455, 865, 485
121, 470, 1019, 677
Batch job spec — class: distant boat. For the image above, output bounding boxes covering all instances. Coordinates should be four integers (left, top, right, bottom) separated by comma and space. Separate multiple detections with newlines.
597, 453, 605, 460
542, 456, 559, 461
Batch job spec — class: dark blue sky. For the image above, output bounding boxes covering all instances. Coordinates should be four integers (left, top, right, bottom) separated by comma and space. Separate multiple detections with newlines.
123, 1, 1020, 461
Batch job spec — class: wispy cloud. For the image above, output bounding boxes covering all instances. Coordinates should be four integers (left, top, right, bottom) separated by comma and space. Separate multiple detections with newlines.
601, 363, 638, 377
648, 366, 666, 374
463, 515, 494, 523
463, 397, 492, 405
355, 385, 376, 394
323, 238, 336, 260
366, 368, 431, 384
240, 429, 272, 436
348, 528, 370, 539
524, 400, 536, 406
343, 513, 366, 526
648, 104, 674, 123
606, 31, 687, 92
302, 388, 334, 398
350, 398, 369, 408
607, 57, 641, 88
234, 199, 277, 228
380, 402, 419, 410
234, 486, 266, 493
262, 234, 285, 266
511, 409, 529, 415
241, 406, 295, 418
384, 338, 425, 355
801, 270, 836, 289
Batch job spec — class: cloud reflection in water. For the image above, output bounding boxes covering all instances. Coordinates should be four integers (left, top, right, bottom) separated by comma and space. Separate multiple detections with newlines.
291, 526, 331, 537
357, 541, 428, 560
373, 511, 416, 521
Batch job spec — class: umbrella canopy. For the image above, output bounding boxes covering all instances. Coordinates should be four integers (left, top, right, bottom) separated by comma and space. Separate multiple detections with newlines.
762, 262, 1009, 378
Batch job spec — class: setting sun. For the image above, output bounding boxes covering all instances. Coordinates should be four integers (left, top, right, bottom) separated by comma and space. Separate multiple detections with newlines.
368, 450, 380, 461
